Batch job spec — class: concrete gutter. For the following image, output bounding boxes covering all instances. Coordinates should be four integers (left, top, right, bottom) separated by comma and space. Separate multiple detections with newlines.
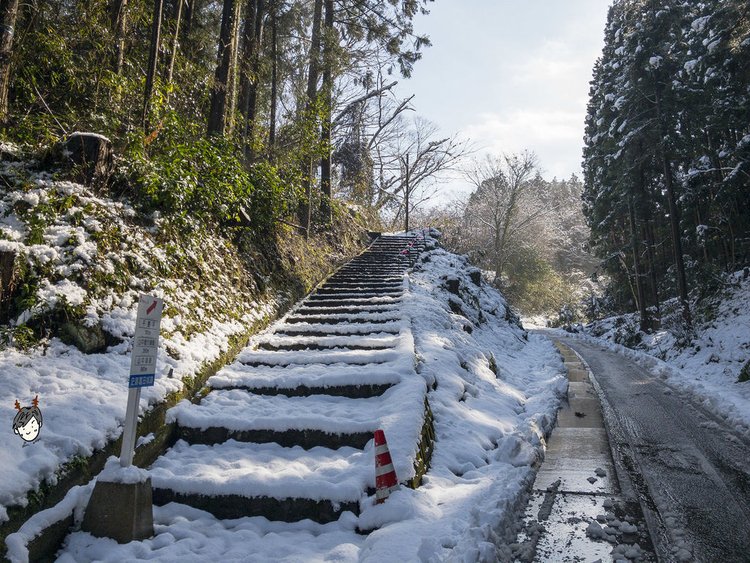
511, 341, 656, 562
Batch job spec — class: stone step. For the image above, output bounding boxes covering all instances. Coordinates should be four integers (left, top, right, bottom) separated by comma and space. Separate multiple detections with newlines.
339, 264, 408, 270
294, 307, 398, 318
284, 315, 395, 325
176, 422, 373, 450
344, 257, 408, 262
302, 296, 402, 306
313, 287, 402, 296
209, 358, 409, 393
273, 327, 400, 338
306, 292, 402, 301
338, 261, 407, 266
289, 309, 401, 321
171, 390, 385, 449
255, 341, 392, 352
214, 382, 393, 398
238, 346, 398, 368
273, 319, 403, 334
333, 270, 406, 277
320, 282, 403, 290
326, 275, 404, 284
288, 307, 402, 318
149, 440, 369, 523
260, 329, 402, 345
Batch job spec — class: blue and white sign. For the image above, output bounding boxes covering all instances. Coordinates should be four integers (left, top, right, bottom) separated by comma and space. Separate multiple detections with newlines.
128, 295, 163, 388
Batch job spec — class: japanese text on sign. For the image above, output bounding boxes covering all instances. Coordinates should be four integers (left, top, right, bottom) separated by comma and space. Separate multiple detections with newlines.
129, 294, 163, 388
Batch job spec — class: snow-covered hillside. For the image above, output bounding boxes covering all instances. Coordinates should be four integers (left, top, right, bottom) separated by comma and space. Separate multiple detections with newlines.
0, 152, 367, 532
563, 270, 750, 438
11, 236, 567, 562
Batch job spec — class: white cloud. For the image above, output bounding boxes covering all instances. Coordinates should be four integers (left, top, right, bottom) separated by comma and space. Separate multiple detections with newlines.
508, 41, 587, 85
464, 109, 584, 179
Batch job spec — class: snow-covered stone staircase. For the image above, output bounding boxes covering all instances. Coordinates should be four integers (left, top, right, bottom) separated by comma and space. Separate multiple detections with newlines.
148, 234, 432, 524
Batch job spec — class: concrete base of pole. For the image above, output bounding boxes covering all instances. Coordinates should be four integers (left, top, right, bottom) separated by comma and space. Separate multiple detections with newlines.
81, 478, 154, 543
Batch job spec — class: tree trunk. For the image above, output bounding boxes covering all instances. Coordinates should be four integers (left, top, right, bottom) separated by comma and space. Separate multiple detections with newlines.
225, 0, 243, 134
636, 150, 660, 320
403, 154, 410, 233
299, 0, 323, 235
0, 249, 18, 323
653, 90, 691, 328
628, 197, 649, 331
207, 0, 237, 136
319, 0, 334, 225
268, 0, 277, 157
165, 0, 183, 86
182, 0, 197, 44
239, 0, 265, 160
0, 0, 20, 124
111, 0, 128, 74
142, 0, 164, 133
643, 219, 661, 320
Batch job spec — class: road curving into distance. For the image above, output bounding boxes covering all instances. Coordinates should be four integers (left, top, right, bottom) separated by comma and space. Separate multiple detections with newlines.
555, 334, 750, 563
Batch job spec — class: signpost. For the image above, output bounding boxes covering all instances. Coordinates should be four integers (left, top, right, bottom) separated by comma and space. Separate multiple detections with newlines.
120, 294, 163, 467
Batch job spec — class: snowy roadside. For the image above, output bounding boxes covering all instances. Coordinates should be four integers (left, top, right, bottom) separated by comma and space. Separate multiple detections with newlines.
41, 237, 567, 562
548, 271, 750, 439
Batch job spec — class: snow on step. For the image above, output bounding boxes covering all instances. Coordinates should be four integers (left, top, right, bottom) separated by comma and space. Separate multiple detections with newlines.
274, 321, 402, 336
214, 337, 415, 390
286, 310, 402, 323
272, 319, 404, 336
255, 333, 401, 350
304, 296, 402, 306
235, 323, 414, 366
291, 308, 399, 320
311, 296, 403, 299
297, 302, 400, 312
170, 377, 425, 437
210, 363, 406, 392
149, 440, 369, 504
237, 347, 399, 367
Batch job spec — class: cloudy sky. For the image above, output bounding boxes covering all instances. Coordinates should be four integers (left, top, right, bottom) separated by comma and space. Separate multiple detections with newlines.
392, 0, 612, 201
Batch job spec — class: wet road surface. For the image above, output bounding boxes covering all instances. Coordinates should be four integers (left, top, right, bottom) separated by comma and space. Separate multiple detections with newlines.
557, 335, 750, 562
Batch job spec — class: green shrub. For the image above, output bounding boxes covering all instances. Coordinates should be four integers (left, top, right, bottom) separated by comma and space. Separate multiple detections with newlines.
123, 116, 298, 232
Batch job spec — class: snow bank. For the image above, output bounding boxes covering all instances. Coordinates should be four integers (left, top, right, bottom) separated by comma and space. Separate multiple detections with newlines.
563, 271, 750, 437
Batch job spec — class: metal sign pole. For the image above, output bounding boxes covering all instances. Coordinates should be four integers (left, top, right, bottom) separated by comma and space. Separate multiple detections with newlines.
120, 386, 141, 467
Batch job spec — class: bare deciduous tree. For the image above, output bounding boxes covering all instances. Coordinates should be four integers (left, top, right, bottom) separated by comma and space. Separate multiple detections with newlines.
462, 151, 547, 285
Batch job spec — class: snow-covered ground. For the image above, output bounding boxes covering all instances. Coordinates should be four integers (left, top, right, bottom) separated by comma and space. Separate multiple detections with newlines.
0, 167, 281, 523
1, 152, 367, 529
555, 270, 750, 438
9, 237, 567, 562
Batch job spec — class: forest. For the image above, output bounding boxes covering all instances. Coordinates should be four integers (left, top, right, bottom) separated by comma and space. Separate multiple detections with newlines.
1, 0, 748, 326
581, 0, 750, 332
0, 0, 457, 236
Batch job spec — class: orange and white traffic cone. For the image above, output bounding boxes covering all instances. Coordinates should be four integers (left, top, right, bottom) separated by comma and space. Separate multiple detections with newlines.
374, 429, 399, 503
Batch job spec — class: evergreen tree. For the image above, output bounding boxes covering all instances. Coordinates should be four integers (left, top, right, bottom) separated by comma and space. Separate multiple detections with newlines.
583, 0, 750, 330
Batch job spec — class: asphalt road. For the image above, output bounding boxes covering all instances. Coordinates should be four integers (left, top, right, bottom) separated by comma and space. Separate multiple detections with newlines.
556, 335, 750, 563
